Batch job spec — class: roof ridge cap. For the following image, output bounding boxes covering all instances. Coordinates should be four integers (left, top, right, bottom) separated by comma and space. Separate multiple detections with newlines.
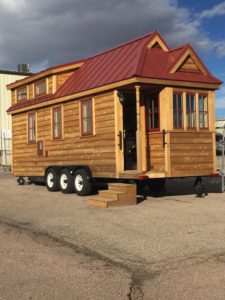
169, 44, 188, 52
84, 31, 155, 62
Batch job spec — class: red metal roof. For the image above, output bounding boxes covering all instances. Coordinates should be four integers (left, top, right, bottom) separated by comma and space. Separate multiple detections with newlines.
8, 31, 222, 112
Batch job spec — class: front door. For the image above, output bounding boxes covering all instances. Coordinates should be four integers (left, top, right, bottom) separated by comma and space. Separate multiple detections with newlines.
123, 94, 137, 170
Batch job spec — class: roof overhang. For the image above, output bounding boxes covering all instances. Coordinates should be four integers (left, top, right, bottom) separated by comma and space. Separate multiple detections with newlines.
7, 62, 84, 89
8, 76, 221, 115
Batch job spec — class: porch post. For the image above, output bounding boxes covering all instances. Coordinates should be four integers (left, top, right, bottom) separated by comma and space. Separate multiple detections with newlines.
135, 85, 142, 172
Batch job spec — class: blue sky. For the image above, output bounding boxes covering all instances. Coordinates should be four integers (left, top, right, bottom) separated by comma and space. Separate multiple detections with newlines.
178, 0, 225, 119
0, 0, 224, 119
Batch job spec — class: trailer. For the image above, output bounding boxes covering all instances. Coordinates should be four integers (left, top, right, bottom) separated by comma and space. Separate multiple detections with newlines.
7, 31, 222, 196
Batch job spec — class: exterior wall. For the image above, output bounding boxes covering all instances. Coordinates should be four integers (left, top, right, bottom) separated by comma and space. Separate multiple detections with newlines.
169, 131, 214, 177
0, 73, 28, 167
147, 132, 165, 172
12, 92, 116, 178
146, 87, 216, 177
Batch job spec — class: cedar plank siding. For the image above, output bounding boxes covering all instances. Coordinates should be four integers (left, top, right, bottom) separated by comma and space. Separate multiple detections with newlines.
12, 92, 116, 178
170, 132, 214, 177
147, 132, 165, 172
28, 83, 33, 99
57, 72, 73, 90
48, 76, 53, 94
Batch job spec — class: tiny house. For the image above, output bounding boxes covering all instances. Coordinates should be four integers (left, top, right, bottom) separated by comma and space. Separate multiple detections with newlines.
7, 31, 222, 195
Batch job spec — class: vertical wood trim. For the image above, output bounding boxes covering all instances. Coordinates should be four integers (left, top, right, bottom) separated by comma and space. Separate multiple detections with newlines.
135, 85, 142, 172
165, 132, 171, 176
114, 90, 124, 177
167, 88, 173, 131
46, 77, 49, 94
208, 91, 215, 132
92, 97, 96, 135
52, 75, 57, 93
183, 92, 187, 130
140, 96, 147, 171
196, 93, 199, 130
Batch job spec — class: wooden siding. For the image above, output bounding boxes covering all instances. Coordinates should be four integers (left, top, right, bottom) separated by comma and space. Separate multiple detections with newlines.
48, 76, 53, 94
28, 83, 33, 99
169, 131, 214, 177
179, 56, 199, 72
57, 72, 73, 90
12, 92, 116, 178
147, 132, 165, 172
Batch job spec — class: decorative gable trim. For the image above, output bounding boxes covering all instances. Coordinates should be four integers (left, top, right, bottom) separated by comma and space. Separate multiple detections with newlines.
170, 47, 208, 76
147, 34, 169, 52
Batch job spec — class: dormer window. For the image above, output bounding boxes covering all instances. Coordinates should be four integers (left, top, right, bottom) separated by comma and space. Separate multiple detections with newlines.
17, 87, 27, 101
35, 80, 46, 97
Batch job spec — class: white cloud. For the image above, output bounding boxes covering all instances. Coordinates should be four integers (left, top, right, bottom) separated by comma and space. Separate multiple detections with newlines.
199, 1, 225, 19
0, 0, 224, 71
216, 87, 225, 110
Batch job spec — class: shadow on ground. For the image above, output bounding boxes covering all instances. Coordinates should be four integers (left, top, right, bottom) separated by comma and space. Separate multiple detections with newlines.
138, 176, 223, 199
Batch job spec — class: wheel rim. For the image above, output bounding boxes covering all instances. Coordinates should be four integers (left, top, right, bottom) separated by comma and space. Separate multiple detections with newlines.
60, 173, 68, 190
47, 173, 54, 188
75, 175, 83, 192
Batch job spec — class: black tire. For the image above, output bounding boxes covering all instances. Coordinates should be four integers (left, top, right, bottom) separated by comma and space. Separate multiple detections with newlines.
147, 178, 166, 191
59, 168, 75, 194
45, 168, 59, 192
17, 177, 25, 185
74, 169, 92, 196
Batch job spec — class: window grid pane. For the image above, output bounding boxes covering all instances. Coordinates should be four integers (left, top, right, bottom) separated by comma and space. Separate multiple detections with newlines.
53, 108, 62, 139
28, 114, 36, 142
146, 96, 159, 131
82, 100, 93, 135
173, 93, 183, 128
199, 95, 208, 128
186, 94, 196, 128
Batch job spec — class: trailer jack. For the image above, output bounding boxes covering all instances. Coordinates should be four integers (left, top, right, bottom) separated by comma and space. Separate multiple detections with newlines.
194, 176, 208, 198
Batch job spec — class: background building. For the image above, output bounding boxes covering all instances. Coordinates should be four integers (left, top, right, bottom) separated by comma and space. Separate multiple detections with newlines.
0, 65, 31, 169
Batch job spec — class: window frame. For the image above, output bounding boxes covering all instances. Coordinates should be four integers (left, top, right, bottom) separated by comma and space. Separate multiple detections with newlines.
34, 79, 47, 97
52, 106, 62, 140
173, 92, 183, 129
17, 86, 28, 102
186, 93, 196, 129
81, 99, 93, 136
145, 94, 160, 132
199, 93, 209, 129
28, 112, 36, 144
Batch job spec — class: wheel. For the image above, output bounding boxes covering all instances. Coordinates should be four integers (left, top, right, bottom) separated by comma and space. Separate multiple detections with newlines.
74, 169, 92, 196
45, 168, 59, 192
59, 168, 75, 194
147, 178, 166, 191
17, 177, 25, 185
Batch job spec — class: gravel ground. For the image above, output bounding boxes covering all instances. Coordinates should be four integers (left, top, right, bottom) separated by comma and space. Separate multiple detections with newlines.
0, 172, 225, 299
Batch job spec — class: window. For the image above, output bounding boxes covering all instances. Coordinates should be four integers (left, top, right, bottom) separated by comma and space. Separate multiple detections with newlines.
28, 113, 36, 143
146, 95, 159, 131
81, 99, 93, 135
35, 80, 46, 96
53, 107, 62, 139
199, 94, 208, 128
186, 93, 196, 128
173, 93, 183, 128
17, 87, 27, 101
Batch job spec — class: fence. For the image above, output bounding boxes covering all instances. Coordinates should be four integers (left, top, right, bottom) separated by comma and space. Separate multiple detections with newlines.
0, 130, 12, 172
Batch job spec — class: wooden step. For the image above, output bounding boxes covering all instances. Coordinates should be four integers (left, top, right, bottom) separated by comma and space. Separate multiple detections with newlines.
108, 183, 137, 194
88, 197, 116, 208
99, 190, 126, 200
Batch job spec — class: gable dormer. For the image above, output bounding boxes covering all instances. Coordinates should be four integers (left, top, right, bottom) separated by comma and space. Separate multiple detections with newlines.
147, 32, 169, 52
169, 46, 209, 76
7, 61, 84, 104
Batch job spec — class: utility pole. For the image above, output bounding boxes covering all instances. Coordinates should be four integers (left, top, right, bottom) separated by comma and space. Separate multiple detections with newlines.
222, 124, 225, 192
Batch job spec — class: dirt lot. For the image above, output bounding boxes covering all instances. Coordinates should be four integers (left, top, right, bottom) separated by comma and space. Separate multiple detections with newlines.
0, 172, 225, 299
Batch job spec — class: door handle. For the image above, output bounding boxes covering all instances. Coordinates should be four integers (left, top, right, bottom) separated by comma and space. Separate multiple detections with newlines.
163, 129, 167, 148
117, 131, 122, 150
